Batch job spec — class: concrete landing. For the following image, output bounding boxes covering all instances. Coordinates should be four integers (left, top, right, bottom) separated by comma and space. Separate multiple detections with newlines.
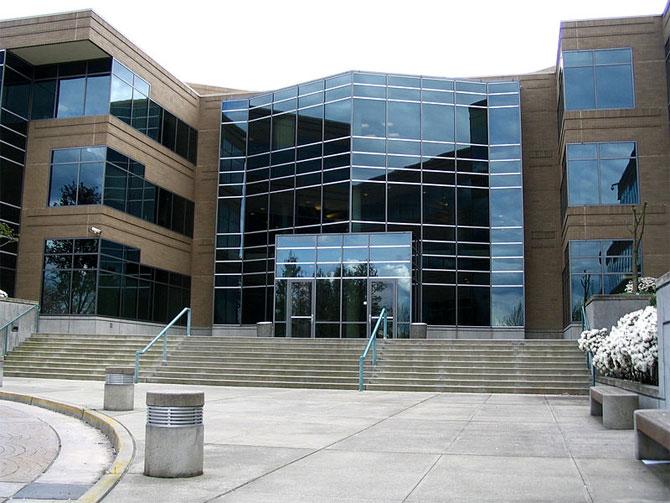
2, 377, 670, 502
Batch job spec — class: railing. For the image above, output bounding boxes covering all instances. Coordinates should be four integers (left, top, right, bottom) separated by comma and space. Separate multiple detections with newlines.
134, 307, 191, 383
1, 304, 40, 358
358, 308, 388, 392
581, 304, 596, 387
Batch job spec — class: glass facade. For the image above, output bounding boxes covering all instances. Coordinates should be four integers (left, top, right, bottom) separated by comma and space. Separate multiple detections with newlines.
563, 240, 638, 324
48, 146, 194, 237
3, 51, 197, 164
561, 48, 634, 111
216, 71, 524, 333
561, 142, 638, 214
0, 50, 30, 296
41, 238, 190, 323
274, 232, 412, 338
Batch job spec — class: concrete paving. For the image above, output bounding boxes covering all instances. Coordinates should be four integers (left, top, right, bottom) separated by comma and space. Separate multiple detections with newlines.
0, 398, 113, 502
2, 377, 670, 502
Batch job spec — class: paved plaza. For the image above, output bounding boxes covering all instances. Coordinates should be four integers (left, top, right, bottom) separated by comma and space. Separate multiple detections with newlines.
1, 377, 670, 502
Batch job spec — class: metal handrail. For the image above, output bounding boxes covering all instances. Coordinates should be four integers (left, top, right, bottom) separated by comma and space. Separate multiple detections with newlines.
1, 303, 40, 357
581, 304, 596, 387
358, 307, 388, 392
134, 307, 191, 383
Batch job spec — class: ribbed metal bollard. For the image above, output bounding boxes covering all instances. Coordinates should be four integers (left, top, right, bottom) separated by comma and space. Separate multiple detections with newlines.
103, 367, 134, 411
144, 392, 204, 478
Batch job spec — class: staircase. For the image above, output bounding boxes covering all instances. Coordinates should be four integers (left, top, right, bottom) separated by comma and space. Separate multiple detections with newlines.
2, 334, 590, 394
369, 339, 590, 394
2, 333, 181, 381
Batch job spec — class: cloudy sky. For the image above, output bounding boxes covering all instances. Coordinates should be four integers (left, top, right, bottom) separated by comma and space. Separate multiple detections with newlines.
2, 0, 666, 92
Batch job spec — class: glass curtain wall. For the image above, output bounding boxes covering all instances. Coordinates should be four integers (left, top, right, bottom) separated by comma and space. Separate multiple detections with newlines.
216, 71, 524, 330
0, 50, 30, 296
48, 146, 194, 237
41, 238, 190, 323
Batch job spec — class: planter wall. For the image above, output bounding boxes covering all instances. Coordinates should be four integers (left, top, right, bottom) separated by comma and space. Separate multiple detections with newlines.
658, 272, 670, 409
585, 294, 652, 332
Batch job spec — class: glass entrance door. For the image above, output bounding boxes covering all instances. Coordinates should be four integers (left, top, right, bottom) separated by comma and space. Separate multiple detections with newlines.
287, 279, 313, 338
369, 279, 396, 338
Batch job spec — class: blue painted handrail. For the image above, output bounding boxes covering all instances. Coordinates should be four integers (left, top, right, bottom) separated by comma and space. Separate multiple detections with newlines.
581, 304, 596, 387
1, 303, 40, 357
358, 307, 388, 392
134, 307, 191, 383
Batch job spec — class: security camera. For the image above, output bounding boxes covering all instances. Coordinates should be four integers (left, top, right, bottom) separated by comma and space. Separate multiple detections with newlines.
89, 226, 102, 235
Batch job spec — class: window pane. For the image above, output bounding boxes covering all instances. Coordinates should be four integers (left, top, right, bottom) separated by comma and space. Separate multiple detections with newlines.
295, 186, 321, 226
353, 99, 385, 137
422, 285, 455, 324
31, 80, 56, 119
103, 164, 127, 211
269, 190, 294, 229
316, 279, 340, 321
458, 286, 490, 325
352, 182, 385, 222
77, 162, 104, 205
388, 184, 420, 223
56, 78, 86, 118
272, 113, 296, 150
490, 189, 522, 227
457, 187, 488, 226
84, 75, 111, 116
70, 269, 96, 314
600, 158, 638, 204
564, 67, 595, 110
423, 185, 454, 225
455, 106, 487, 144
324, 99, 351, 140
489, 107, 520, 144
49, 163, 78, 206
244, 194, 268, 232
567, 160, 598, 205
248, 118, 271, 154
342, 279, 366, 321
387, 101, 420, 139
297, 106, 323, 145
110, 76, 133, 123
422, 104, 454, 142
322, 182, 349, 223
491, 287, 524, 326
595, 65, 634, 109
220, 123, 247, 157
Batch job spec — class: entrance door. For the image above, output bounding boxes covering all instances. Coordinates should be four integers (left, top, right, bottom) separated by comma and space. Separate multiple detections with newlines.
369, 279, 396, 338
287, 279, 313, 338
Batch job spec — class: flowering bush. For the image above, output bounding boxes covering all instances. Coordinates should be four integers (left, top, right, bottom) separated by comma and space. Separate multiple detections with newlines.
0, 289, 7, 299
577, 328, 607, 355
625, 277, 656, 294
579, 306, 658, 385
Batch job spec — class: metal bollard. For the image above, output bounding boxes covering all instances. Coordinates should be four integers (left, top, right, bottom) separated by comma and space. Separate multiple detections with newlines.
144, 392, 204, 478
103, 367, 135, 411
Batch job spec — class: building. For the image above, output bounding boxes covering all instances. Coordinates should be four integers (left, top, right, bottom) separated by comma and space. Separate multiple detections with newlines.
0, 6, 668, 340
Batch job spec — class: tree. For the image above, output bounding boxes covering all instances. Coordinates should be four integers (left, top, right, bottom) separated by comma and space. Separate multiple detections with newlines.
0, 222, 18, 250
630, 202, 647, 294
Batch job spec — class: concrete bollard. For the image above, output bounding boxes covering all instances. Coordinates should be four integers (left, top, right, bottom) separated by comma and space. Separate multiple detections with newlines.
257, 321, 273, 337
144, 392, 204, 478
103, 367, 135, 411
410, 323, 428, 339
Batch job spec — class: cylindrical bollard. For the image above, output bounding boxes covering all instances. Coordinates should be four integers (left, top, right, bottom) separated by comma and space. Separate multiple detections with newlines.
103, 367, 135, 411
410, 323, 428, 339
256, 321, 273, 337
144, 392, 204, 478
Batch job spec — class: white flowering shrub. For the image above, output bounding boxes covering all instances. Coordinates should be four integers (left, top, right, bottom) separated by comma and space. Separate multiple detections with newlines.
625, 277, 656, 294
585, 306, 658, 384
0, 289, 7, 298
578, 328, 607, 355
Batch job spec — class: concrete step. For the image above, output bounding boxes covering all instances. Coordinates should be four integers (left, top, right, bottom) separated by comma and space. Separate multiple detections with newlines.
147, 370, 358, 384
365, 383, 589, 394
372, 370, 590, 381
142, 376, 358, 390
146, 366, 362, 378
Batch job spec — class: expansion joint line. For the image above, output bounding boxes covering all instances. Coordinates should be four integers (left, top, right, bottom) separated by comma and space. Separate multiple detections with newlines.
202, 392, 441, 502
544, 396, 594, 503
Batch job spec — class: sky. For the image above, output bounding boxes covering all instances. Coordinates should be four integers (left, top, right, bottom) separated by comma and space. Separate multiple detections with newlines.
1, 0, 667, 92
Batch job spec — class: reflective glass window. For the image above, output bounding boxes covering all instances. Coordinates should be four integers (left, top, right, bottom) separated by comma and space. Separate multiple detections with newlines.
387, 101, 420, 139
422, 104, 454, 142
353, 99, 385, 137
352, 182, 385, 222
56, 78, 86, 118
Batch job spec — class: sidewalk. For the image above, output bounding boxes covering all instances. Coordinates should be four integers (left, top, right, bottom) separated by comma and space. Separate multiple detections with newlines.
0, 398, 113, 502
2, 377, 670, 502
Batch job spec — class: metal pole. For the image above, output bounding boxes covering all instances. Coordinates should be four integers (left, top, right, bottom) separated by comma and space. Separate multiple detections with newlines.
372, 336, 376, 366
186, 308, 192, 336
358, 356, 364, 391
134, 351, 141, 383
162, 332, 168, 365
383, 310, 388, 340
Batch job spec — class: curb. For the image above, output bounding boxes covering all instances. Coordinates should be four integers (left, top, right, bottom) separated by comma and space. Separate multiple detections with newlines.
0, 390, 135, 502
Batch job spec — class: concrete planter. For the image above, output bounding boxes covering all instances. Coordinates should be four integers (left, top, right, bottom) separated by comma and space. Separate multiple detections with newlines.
657, 272, 670, 409
256, 322, 273, 338
585, 294, 653, 331
596, 375, 662, 409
